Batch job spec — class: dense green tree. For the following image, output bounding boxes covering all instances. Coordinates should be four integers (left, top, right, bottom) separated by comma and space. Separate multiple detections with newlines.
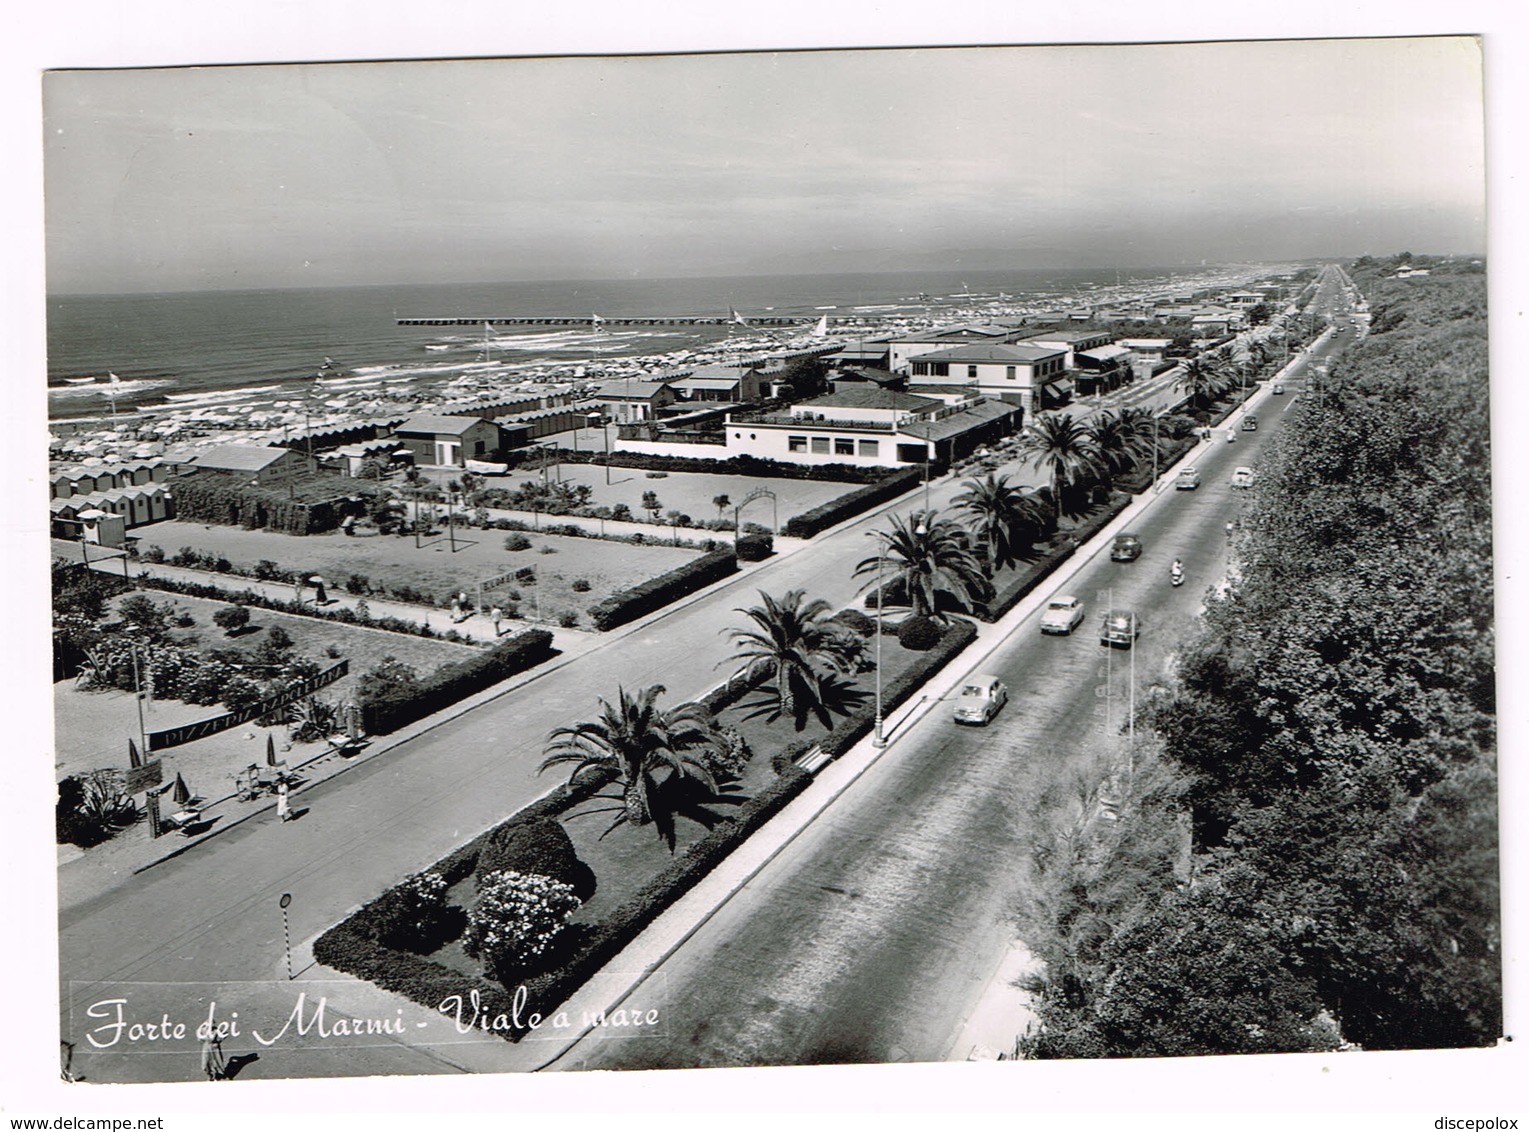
1021, 268, 1497, 1057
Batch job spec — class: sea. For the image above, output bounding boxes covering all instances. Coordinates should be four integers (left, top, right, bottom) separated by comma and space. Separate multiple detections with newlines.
44, 266, 1218, 428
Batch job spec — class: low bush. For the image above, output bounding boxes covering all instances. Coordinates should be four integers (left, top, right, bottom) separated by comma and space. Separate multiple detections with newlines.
735, 532, 774, 562
586, 549, 738, 632
476, 817, 595, 900
829, 608, 876, 637
503, 534, 533, 552
357, 629, 555, 735
896, 615, 942, 651
138, 576, 453, 640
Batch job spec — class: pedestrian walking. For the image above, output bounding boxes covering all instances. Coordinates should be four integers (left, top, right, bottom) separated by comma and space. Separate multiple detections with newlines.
450, 599, 463, 623
341, 514, 356, 536
276, 779, 291, 822
490, 606, 503, 636
200, 1035, 226, 1081
309, 575, 328, 605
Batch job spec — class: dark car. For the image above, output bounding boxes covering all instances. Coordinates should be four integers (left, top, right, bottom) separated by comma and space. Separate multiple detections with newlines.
1100, 609, 1140, 648
1242, 415, 1259, 432
1110, 533, 1143, 562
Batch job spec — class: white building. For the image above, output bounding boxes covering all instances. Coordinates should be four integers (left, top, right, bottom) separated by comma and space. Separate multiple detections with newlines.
886, 324, 1021, 374
903, 342, 1069, 415
719, 387, 1020, 468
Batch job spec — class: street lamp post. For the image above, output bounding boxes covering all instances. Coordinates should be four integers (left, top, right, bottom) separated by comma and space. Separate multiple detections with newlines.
872, 541, 886, 748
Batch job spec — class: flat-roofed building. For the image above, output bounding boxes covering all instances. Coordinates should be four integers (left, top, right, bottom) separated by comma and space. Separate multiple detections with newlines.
722, 387, 1020, 469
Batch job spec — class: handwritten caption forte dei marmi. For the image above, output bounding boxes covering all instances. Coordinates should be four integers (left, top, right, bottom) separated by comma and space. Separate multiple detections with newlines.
81, 989, 661, 1048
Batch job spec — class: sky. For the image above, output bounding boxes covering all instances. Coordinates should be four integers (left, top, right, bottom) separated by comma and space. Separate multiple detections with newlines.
42, 36, 1487, 293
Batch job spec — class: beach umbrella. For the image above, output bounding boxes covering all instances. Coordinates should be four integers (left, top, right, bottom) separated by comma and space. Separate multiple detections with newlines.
172, 773, 191, 806
266, 734, 279, 768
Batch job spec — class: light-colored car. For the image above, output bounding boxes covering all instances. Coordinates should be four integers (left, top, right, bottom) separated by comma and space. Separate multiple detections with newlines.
953, 675, 1009, 725
1231, 465, 1257, 489
1099, 609, 1140, 648
1040, 594, 1085, 635
1272, 383, 1285, 394
1175, 466, 1201, 490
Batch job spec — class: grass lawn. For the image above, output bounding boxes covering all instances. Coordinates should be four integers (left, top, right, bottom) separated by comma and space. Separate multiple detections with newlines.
133, 519, 700, 627
121, 591, 481, 703
440, 463, 855, 531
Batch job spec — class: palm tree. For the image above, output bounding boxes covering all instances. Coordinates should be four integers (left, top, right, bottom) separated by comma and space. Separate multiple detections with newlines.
1090, 408, 1156, 485
854, 509, 991, 621
721, 590, 856, 728
540, 685, 723, 829
1013, 413, 1101, 523
952, 473, 1044, 572
1175, 355, 1229, 410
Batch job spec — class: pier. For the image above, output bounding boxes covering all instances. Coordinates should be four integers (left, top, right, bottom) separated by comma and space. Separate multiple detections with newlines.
396, 315, 855, 328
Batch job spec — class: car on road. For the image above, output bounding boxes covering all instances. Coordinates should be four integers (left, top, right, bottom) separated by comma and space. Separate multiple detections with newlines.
1241, 415, 1259, 431
953, 675, 1009, 725
1175, 466, 1201, 490
1110, 533, 1143, 561
1272, 383, 1285, 394
1099, 609, 1140, 648
1039, 594, 1085, 635
1231, 465, 1257, 489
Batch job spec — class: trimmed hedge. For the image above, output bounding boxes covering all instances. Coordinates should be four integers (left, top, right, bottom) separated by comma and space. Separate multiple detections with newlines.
311, 770, 616, 1029
735, 532, 774, 561
896, 615, 942, 651
477, 817, 595, 901
137, 574, 454, 639
586, 549, 738, 632
975, 492, 1133, 623
358, 629, 556, 735
510, 447, 902, 485
314, 762, 811, 1040
781, 467, 923, 539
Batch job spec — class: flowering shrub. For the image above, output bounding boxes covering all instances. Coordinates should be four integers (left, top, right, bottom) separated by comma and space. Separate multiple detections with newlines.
389, 871, 450, 949
463, 870, 581, 975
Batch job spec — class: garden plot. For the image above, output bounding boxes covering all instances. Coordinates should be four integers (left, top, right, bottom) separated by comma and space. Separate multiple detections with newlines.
134, 519, 702, 626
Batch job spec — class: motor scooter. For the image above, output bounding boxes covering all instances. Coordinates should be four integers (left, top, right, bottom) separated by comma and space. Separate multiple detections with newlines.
1171, 562, 1184, 587
1227, 429, 1236, 443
